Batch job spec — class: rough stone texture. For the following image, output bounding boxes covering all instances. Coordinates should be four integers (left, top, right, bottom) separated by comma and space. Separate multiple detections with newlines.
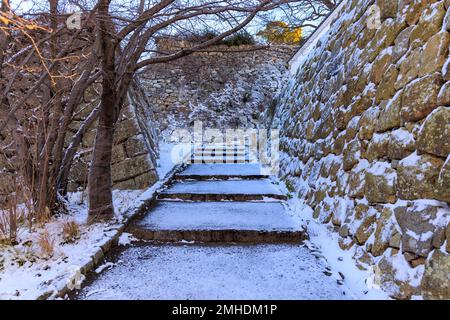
67, 87, 159, 192
375, 255, 420, 300
372, 208, 397, 257
143, 38, 295, 140
397, 153, 448, 202
365, 162, 397, 204
272, 0, 450, 299
421, 250, 450, 299
394, 203, 441, 257
400, 73, 442, 123
417, 107, 450, 158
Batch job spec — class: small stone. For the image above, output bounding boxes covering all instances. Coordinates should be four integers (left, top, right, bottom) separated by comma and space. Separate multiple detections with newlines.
339, 225, 350, 238
355, 214, 377, 245
343, 139, 361, 171
438, 81, 450, 105
389, 232, 401, 249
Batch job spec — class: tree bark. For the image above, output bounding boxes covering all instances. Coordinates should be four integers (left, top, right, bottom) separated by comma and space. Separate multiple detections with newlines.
87, 0, 117, 222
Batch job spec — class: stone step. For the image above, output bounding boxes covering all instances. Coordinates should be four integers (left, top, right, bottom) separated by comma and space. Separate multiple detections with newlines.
176, 164, 269, 180
158, 179, 287, 201
190, 157, 251, 164
128, 201, 305, 243
194, 147, 247, 152
193, 151, 247, 156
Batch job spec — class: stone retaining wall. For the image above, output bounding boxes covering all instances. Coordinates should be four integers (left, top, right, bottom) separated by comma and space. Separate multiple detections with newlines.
272, 0, 450, 299
142, 40, 296, 139
67, 83, 159, 192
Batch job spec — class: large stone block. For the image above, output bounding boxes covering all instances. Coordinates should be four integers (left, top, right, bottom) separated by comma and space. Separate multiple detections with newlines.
438, 156, 450, 203
419, 31, 450, 77
409, 2, 446, 47
375, 255, 420, 300
376, 92, 402, 132
372, 207, 398, 257
365, 132, 390, 161
394, 202, 441, 257
347, 167, 366, 199
370, 47, 393, 84
111, 144, 126, 164
114, 118, 140, 144
365, 161, 397, 204
363, 18, 406, 63
375, 64, 399, 103
355, 213, 377, 245
376, 0, 398, 20
134, 171, 158, 189
443, 57, 450, 81
421, 250, 450, 300
417, 107, 450, 158
395, 48, 421, 90
403, 0, 428, 26
387, 128, 415, 160
397, 152, 445, 201
392, 26, 414, 62
401, 73, 442, 123
358, 107, 380, 140
343, 139, 362, 171
124, 135, 148, 158
111, 154, 152, 183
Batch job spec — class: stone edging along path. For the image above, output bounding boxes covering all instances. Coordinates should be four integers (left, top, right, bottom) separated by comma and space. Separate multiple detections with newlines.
39, 162, 187, 300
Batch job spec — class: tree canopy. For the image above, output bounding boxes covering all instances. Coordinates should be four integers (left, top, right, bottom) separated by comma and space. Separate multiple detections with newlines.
258, 21, 303, 45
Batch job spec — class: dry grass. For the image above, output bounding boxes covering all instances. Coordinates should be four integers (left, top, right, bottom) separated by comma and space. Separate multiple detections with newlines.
0, 191, 26, 245
37, 231, 54, 259
61, 220, 80, 243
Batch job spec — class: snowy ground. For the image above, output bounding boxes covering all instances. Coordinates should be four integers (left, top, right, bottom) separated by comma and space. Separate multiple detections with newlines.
0, 190, 144, 300
77, 243, 351, 300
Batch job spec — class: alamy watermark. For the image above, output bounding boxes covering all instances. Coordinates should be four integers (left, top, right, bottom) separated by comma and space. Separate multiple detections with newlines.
169, 121, 280, 175
367, 5, 381, 30
65, 4, 82, 30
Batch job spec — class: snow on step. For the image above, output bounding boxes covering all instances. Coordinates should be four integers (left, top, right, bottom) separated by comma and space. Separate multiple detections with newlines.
177, 163, 269, 179
77, 245, 349, 300
190, 156, 250, 164
135, 201, 299, 231
128, 201, 304, 243
158, 179, 286, 201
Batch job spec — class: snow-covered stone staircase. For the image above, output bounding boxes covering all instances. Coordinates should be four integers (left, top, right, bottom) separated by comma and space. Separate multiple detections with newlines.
190, 144, 257, 164
128, 151, 305, 243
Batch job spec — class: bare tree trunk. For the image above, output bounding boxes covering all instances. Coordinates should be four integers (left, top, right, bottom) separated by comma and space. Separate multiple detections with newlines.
87, 0, 117, 221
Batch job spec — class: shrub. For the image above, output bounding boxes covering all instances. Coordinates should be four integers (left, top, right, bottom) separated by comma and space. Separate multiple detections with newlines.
37, 231, 54, 259
61, 220, 80, 243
